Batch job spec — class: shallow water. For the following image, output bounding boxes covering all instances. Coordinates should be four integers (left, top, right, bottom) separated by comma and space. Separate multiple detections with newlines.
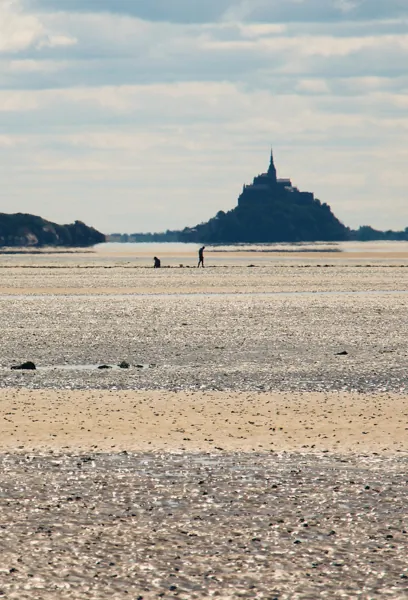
98, 240, 408, 254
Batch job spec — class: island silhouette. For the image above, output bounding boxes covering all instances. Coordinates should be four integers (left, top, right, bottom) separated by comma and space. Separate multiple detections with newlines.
179, 150, 349, 243
119, 150, 408, 244
0, 213, 105, 248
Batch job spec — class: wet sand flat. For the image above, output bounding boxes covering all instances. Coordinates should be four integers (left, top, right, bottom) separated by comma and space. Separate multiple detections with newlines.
0, 451, 406, 600
2, 291, 408, 394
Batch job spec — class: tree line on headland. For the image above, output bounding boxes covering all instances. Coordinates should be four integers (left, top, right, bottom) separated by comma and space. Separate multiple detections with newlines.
112, 224, 408, 245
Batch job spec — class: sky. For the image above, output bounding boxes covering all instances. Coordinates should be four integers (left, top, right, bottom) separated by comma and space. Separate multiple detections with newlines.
1, 0, 408, 234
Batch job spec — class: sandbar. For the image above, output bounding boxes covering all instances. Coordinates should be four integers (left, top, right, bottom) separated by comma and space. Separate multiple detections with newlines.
1, 388, 406, 454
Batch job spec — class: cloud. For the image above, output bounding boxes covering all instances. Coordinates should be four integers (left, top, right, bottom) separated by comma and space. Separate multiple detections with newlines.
2, 10, 408, 93
0, 0, 76, 54
37, 34, 77, 48
296, 79, 330, 94
1, 79, 408, 231
24, 0, 234, 23
24, 0, 408, 23
1, 0, 408, 232
0, 0, 44, 51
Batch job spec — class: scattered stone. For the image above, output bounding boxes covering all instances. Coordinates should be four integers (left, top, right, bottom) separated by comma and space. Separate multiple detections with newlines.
11, 361, 36, 370
335, 351, 348, 356
118, 361, 130, 369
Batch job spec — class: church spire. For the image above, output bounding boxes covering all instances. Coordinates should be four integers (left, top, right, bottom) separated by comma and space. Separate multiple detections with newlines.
267, 148, 277, 182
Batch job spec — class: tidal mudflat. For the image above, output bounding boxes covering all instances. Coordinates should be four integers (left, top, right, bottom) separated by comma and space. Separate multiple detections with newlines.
2, 290, 408, 393
0, 452, 406, 599
0, 245, 407, 598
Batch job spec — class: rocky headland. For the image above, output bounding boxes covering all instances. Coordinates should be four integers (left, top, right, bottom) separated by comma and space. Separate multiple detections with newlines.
0, 213, 105, 248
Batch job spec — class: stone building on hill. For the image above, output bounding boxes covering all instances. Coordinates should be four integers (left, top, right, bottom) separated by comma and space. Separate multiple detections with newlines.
238, 150, 314, 208
176, 149, 350, 243
130, 149, 351, 243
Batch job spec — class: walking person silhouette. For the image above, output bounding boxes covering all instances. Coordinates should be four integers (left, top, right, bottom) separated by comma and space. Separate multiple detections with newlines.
153, 256, 161, 268
198, 246, 205, 268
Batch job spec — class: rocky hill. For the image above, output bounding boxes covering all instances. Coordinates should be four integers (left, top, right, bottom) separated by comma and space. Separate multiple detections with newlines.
130, 151, 349, 244
179, 151, 349, 243
0, 213, 105, 247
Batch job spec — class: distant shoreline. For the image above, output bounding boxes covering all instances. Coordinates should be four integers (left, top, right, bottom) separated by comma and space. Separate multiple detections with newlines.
0, 248, 95, 255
